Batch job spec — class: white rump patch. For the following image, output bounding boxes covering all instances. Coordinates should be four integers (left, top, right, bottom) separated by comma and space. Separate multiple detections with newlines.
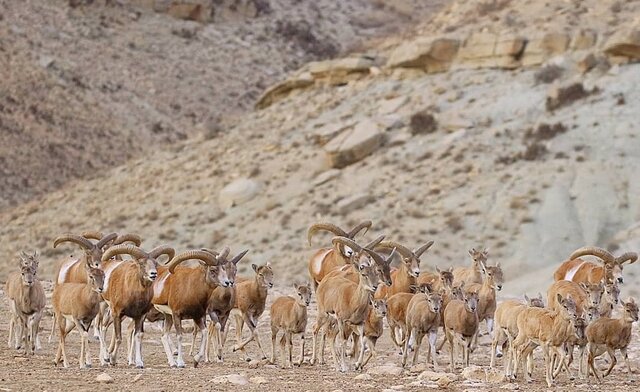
103, 260, 124, 292
154, 304, 173, 315
564, 261, 586, 281
312, 249, 332, 276
57, 258, 80, 284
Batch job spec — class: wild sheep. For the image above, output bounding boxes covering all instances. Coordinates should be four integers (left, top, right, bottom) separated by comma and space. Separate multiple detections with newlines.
386, 283, 432, 353
307, 221, 374, 289
52, 266, 105, 368
443, 290, 480, 373
402, 286, 443, 368
553, 246, 637, 284
490, 293, 544, 371
269, 283, 312, 368
464, 262, 504, 351
599, 282, 620, 318
586, 297, 639, 381
373, 240, 434, 298
452, 248, 489, 286
312, 244, 394, 372
512, 294, 579, 386
5, 251, 46, 354
99, 244, 175, 368
548, 280, 604, 317
417, 266, 454, 293
230, 262, 274, 361
347, 298, 387, 368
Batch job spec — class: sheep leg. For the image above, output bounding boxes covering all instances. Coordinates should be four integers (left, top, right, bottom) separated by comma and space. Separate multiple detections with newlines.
542, 342, 553, 387
127, 320, 136, 366
216, 312, 230, 362
132, 316, 145, 368
284, 332, 293, 368
401, 327, 412, 368
278, 332, 287, 368
295, 333, 305, 366
270, 326, 278, 365
348, 333, 358, 358
587, 344, 602, 382
446, 330, 455, 373
193, 317, 207, 367
310, 318, 321, 365
59, 318, 74, 368
108, 314, 125, 366
412, 331, 424, 366
354, 324, 367, 370
160, 314, 177, 367
189, 320, 198, 357
361, 337, 376, 367
578, 345, 586, 379
48, 311, 56, 344
77, 319, 89, 369
335, 320, 348, 372
172, 316, 186, 368
98, 316, 109, 366
32, 311, 43, 351
621, 347, 633, 374
8, 313, 15, 348
603, 347, 616, 377
428, 329, 438, 368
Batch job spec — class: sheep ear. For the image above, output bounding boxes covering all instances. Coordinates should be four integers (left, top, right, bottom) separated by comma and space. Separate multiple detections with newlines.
538, 292, 544, 300
409, 284, 419, 293
266, 261, 271, 267
495, 262, 500, 268
448, 266, 453, 273
557, 293, 564, 303
436, 266, 441, 273
579, 282, 588, 291
468, 249, 475, 256
524, 294, 530, 303
252, 263, 258, 272
424, 283, 433, 293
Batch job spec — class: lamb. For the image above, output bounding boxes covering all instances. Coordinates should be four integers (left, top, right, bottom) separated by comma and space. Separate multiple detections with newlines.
599, 282, 620, 318
512, 294, 579, 387
5, 251, 46, 355
490, 293, 544, 372
547, 280, 604, 317
402, 286, 443, 368
52, 266, 105, 368
452, 248, 488, 286
269, 283, 312, 368
417, 266, 454, 293
348, 298, 387, 368
586, 297, 639, 381
386, 283, 432, 353
373, 240, 434, 298
230, 262, 274, 361
553, 246, 637, 285
443, 290, 480, 373
464, 262, 504, 351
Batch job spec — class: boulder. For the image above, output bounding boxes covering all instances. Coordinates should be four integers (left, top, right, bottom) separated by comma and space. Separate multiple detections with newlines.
522, 32, 570, 66
388, 36, 460, 73
324, 118, 384, 168
313, 169, 341, 186
307, 57, 374, 78
96, 373, 113, 384
546, 82, 595, 112
337, 193, 373, 214
311, 120, 357, 146
165, 1, 213, 23
367, 364, 404, 376
456, 32, 525, 69
604, 28, 640, 59
219, 178, 262, 208
571, 29, 597, 50
255, 72, 314, 109
485, 368, 506, 383
461, 365, 485, 381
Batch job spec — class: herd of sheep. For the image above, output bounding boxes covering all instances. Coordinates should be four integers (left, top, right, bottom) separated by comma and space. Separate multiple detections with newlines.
4, 222, 639, 387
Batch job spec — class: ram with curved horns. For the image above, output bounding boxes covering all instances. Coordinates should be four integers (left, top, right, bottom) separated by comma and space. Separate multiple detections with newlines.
307, 221, 380, 290
52, 232, 119, 285
373, 240, 435, 298
98, 244, 175, 368
553, 246, 638, 285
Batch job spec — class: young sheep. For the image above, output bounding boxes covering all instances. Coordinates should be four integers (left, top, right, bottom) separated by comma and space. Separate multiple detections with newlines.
386, 283, 432, 353
599, 282, 620, 317
403, 287, 443, 368
417, 266, 454, 292
373, 240, 434, 298
586, 297, 639, 381
554, 246, 637, 285
464, 262, 504, 352
547, 280, 604, 317
490, 293, 544, 372
269, 283, 312, 368
312, 245, 392, 372
350, 298, 387, 368
5, 252, 46, 354
512, 294, 579, 387
230, 262, 274, 361
452, 248, 488, 286
443, 290, 480, 373
52, 266, 105, 368
307, 221, 374, 289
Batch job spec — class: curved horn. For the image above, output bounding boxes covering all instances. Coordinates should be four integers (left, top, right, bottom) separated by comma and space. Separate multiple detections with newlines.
167, 250, 219, 274
114, 233, 143, 247
364, 234, 385, 250
374, 240, 413, 259
148, 245, 176, 263
81, 230, 104, 241
569, 247, 615, 264
347, 220, 373, 239
616, 252, 638, 265
413, 241, 434, 258
331, 236, 362, 254
96, 232, 118, 249
364, 247, 395, 266
102, 245, 149, 261
229, 249, 249, 265
307, 223, 348, 246
53, 234, 95, 250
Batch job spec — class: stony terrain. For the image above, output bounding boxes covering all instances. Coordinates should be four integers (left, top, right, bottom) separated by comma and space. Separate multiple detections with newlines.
2, 0, 640, 390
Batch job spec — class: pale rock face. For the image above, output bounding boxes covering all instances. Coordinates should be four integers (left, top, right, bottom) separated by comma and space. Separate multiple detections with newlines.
324, 118, 384, 169
219, 178, 262, 208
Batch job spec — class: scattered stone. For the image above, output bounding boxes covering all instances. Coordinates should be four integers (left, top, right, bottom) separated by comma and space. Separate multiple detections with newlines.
546, 82, 596, 111
166, 2, 212, 23
248, 359, 261, 369
256, 72, 314, 109
461, 365, 485, 381
577, 53, 598, 73
439, 112, 474, 132
379, 96, 409, 115
313, 169, 341, 186
456, 32, 526, 69
500, 383, 520, 390
250, 376, 268, 384
227, 374, 249, 386
438, 375, 457, 388
571, 29, 597, 50
418, 370, 459, 382
96, 373, 113, 384
311, 121, 357, 146
307, 57, 374, 79
219, 178, 262, 208
354, 374, 373, 381
337, 193, 373, 214
485, 368, 506, 383
522, 32, 570, 66
388, 36, 460, 73
368, 364, 404, 376
132, 374, 143, 383
324, 118, 384, 168
409, 110, 438, 135
534, 64, 564, 84
604, 28, 640, 59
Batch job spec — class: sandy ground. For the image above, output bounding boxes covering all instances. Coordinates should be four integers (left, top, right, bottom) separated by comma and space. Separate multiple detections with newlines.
1, 283, 639, 392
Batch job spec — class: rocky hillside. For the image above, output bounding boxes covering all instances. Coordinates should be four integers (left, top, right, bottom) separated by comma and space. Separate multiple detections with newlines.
0, 0, 445, 209
1, 0, 640, 297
